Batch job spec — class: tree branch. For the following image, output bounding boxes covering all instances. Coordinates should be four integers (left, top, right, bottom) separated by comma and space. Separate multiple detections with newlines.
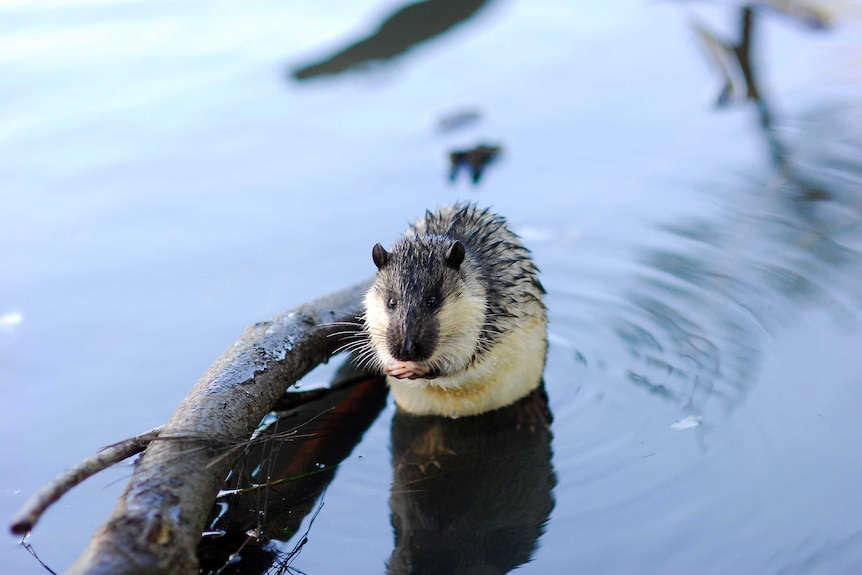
15, 280, 371, 575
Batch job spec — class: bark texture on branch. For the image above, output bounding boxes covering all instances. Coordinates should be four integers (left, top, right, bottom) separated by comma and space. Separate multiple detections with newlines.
64, 280, 371, 575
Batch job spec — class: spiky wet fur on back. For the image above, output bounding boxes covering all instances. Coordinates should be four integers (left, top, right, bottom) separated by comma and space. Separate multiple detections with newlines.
408, 204, 546, 352
362, 203, 547, 417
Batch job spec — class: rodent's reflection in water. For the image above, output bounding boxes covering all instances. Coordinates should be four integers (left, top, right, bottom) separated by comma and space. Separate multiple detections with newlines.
388, 386, 556, 575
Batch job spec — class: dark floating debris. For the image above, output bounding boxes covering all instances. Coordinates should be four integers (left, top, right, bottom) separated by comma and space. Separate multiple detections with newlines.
448, 143, 502, 185
437, 108, 482, 133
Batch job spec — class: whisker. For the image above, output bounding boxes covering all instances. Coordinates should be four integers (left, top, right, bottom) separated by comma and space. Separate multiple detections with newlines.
333, 340, 371, 355
326, 331, 366, 340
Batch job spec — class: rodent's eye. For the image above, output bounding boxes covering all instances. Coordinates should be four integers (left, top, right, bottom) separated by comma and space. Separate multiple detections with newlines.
425, 295, 439, 308
387, 297, 398, 309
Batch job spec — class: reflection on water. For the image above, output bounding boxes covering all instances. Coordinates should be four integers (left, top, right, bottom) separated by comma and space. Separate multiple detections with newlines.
389, 387, 554, 575
199, 371, 554, 575
198, 367, 388, 574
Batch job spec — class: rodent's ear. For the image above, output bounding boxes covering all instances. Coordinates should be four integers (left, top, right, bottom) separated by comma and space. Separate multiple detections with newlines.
445, 241, 465, 270
372, 243, 389, 270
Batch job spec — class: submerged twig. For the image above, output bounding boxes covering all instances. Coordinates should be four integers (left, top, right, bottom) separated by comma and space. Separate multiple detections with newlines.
10, 426, 164, 535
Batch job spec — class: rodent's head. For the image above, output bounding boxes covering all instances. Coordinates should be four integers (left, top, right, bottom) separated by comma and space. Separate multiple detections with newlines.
362, 236, 486, 381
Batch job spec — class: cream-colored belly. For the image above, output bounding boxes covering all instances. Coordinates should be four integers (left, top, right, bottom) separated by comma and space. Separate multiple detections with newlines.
388, 315, 548, 417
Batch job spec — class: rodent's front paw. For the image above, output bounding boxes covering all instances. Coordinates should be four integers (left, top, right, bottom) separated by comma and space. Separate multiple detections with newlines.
385, 361, 429, 380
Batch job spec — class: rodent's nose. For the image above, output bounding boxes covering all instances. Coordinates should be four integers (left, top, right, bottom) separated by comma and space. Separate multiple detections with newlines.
398, 313, 420, 360
392, 310, 428, 361
398, 336, 420, 361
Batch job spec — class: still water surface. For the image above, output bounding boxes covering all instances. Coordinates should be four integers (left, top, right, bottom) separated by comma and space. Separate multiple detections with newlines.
2, 1, 862, 574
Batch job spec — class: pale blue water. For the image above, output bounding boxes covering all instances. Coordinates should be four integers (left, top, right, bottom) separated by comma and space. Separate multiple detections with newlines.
3, 1, 862, 574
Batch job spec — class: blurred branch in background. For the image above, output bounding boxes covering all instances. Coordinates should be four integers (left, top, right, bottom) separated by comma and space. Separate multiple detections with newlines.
613, 1, 862, 415
290, 0, 494, 81
693, 2, 830, 182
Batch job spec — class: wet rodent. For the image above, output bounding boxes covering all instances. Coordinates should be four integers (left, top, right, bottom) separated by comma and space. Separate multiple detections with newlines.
360, 203, 547, 417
